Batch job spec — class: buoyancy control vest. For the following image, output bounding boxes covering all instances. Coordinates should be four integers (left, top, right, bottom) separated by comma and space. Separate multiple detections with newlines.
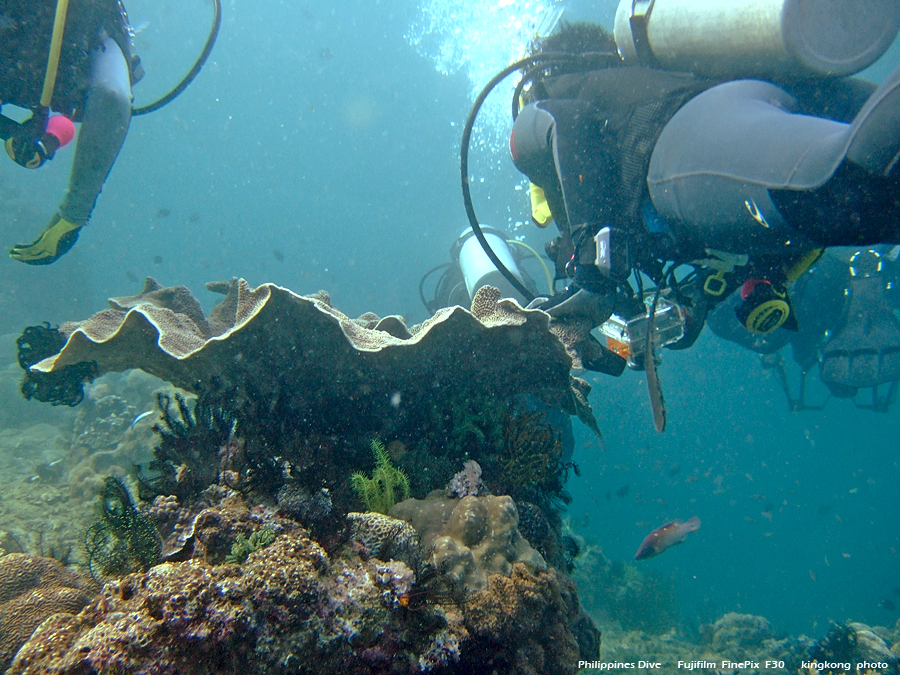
0, 0, 141, 118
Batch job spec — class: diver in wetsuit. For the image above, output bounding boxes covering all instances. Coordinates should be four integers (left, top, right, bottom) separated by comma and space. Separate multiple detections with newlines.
0, 0, 142, 264
509, 18, 900, 375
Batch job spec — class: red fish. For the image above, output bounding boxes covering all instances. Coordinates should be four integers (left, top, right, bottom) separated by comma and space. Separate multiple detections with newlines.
634, 516, 700, 560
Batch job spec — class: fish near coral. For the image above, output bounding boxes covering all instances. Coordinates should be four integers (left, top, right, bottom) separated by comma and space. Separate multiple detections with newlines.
634, 516, 700, 560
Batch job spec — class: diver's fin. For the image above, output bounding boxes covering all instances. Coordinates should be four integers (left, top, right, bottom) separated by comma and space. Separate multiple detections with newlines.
821, 276, 900, 388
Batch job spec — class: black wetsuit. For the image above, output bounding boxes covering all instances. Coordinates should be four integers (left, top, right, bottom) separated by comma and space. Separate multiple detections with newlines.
0, 0, 138, 117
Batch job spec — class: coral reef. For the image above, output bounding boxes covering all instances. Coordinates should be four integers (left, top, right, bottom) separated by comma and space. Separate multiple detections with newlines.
390, 490, 546, 593
6, 521, 595, 675
460, 563, 600, 672
5, 279, 608, 673
350, 439, 410, 514
591, 615, 900, 674
803, 621, 900, 673
0, 553, 96, 670
709, 612, 774, 651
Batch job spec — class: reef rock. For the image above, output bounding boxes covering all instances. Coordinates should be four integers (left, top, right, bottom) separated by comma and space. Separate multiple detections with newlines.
0, 554, 96, 670
23, 279, 598, 433
390, 490, 546, 592
7, 530, 596, 675
710, 612, 775, 650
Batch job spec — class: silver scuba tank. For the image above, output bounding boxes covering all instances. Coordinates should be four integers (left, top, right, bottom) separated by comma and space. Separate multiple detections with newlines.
454, 226, 526, 303
614, 0, 900, 79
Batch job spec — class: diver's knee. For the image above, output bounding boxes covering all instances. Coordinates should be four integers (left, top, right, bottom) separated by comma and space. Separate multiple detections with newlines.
88, 37, 133, 102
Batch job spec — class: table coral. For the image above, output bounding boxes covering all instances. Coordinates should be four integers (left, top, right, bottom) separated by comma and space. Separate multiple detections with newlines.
20, 278, 598, 434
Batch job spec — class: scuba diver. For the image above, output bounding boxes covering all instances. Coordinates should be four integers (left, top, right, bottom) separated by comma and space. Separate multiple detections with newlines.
492, 1, 900, 377
709, 246, 900, 412
0, 0, 144, 265
1, 0, 219, 265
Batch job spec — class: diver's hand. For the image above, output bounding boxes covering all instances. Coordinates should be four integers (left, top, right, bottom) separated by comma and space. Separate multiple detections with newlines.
9, 213, 83, 265
544, 288, 616, 328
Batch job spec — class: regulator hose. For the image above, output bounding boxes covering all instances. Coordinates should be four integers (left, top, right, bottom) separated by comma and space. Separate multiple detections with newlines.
132, 0, 222, 116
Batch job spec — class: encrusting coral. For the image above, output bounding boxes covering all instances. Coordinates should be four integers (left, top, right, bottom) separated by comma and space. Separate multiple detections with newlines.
0, 553, 96, 670
390, 490, 547, 593
5, 513, 598, 675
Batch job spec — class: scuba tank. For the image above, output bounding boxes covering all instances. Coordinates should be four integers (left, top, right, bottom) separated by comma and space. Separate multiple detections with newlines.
453, 226, 528, 304
614, 0, 900, 79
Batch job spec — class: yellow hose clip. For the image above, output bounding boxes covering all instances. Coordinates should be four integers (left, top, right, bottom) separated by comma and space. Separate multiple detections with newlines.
693, 249, 749, 297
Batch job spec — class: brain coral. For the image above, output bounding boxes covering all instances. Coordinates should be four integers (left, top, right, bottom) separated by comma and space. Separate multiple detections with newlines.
22, 278, 599, 434
389, 491, 546, 592
0, 554, 96, 669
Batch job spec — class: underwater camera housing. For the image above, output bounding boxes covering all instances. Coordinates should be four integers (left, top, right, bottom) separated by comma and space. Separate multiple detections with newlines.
598, 295, 685, 368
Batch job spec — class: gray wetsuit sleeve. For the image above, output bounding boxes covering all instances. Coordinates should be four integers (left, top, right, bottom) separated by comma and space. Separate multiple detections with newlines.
58, 35, 132, 225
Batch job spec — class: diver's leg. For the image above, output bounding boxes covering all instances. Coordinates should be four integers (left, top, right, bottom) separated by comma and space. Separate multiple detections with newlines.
647, 70, 900, 253
59, 35, 132, 224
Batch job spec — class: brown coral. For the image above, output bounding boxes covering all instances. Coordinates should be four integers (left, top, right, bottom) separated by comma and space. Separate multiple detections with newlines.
27, 279, 599, 433
460, 564, 598, 675
6, 528, 596, 675
390, 491, 546, 593
0, 554, 96, 669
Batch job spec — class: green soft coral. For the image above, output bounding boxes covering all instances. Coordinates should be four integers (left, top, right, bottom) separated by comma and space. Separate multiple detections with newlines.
225, 526, 277, 565
350, 439, 410, 514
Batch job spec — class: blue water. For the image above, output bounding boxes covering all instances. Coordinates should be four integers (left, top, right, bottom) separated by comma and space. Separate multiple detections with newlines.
1, 0, 898, 644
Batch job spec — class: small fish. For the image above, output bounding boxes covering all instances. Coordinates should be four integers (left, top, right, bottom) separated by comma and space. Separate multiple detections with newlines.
879, 598, 897, 611
156, 207, 170, 218
130, 410, 155, 428
152, 255, 163, 265
615, 484, 630, 498
273, 249, 285, 263
634, 516, 700, 560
